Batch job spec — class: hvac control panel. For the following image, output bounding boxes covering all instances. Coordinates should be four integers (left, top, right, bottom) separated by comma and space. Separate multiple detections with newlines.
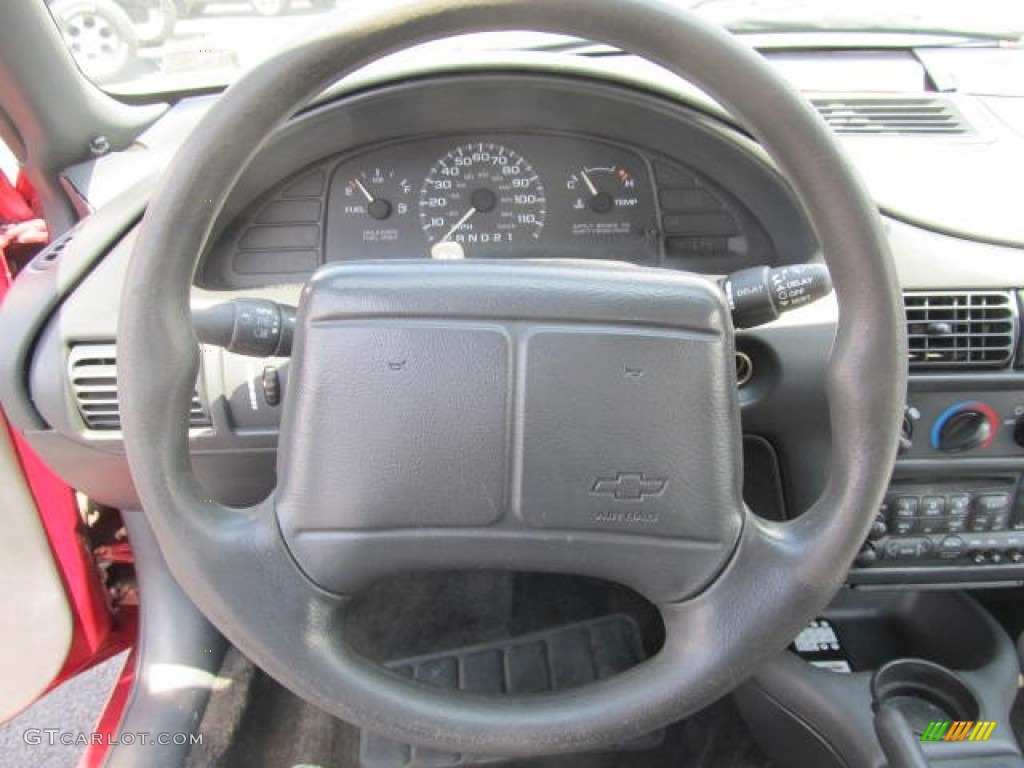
898, 392, 1024, 460
850, 386, 1024, 584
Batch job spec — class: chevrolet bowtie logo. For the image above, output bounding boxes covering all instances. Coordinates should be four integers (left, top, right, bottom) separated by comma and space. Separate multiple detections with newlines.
591, 472, 668, 501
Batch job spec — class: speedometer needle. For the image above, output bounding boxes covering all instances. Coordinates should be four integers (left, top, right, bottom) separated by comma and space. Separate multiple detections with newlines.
440, 206, 477, 242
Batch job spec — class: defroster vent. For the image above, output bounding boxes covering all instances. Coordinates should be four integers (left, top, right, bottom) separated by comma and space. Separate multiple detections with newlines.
69, 343, 210, 431
812, 97, 971, 136
905, 292, 1016, 371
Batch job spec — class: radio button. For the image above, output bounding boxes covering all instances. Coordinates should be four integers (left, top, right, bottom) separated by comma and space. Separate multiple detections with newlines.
921, 496, 946, 516
884, 540, 917, 561
938, 535, 965, 559
893, 519, 916, 535
893, 497, 920, 518
855, 545, 878, 567
946, 518, 967, 534
886, 539, 929, 559
947, 493, 971, 515
919, 519, 946, 535
975, 493, 1011, 513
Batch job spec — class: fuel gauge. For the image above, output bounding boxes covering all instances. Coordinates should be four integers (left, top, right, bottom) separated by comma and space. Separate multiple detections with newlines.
341, 167, 411, 222
334, 167, 414, 252
565, 166, 641, 237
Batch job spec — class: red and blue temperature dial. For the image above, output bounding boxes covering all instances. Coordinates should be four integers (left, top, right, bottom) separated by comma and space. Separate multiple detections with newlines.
931, 401, 999, 453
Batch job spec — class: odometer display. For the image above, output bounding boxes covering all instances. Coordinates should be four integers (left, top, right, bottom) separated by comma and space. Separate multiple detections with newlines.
419, 142, 546, 253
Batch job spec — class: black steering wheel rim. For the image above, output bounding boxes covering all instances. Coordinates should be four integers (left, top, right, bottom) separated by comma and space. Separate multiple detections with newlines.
119, 0, 906, 755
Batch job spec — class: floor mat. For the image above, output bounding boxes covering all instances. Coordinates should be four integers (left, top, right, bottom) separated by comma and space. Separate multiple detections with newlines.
360, 614, 663, 768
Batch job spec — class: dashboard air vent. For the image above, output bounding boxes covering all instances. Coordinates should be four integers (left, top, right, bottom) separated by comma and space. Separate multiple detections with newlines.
904, 292, 1016, 371
812, 98, 971, 136
69, 344, 210, 431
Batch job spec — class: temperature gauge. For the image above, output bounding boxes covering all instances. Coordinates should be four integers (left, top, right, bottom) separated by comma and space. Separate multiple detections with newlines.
565, 166, 641, 237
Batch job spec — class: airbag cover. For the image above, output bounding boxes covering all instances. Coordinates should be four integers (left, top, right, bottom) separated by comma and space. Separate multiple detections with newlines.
276, 260, 743, 598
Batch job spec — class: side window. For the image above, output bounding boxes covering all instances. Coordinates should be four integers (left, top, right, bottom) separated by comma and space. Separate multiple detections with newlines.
47, 0, 343, 96
0, 140, 17, 186
0, 140, 49, 277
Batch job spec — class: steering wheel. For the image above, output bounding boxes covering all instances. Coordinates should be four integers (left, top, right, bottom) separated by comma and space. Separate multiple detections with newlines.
119, 0, 905, 755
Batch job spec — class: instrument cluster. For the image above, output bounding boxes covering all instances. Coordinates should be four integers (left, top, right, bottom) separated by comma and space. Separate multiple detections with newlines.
329, 135, 660, 263
208, 132, 776, 288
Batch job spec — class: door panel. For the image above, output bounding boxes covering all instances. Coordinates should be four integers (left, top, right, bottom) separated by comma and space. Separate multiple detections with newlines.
0, 417, 73, 720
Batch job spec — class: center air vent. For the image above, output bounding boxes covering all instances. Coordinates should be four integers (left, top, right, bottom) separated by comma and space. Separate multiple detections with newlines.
69, 343, 210, 431
904, 292, 1016, 371
812, 98, 971, 136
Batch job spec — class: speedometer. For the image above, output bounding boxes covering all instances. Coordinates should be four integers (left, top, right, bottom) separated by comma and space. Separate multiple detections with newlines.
419, 142, 546, 254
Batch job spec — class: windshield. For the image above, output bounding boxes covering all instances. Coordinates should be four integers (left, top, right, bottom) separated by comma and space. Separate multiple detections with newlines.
44, 0, 1023, 96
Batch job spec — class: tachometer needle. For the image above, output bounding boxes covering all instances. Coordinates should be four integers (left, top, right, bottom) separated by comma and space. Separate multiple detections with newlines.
440, 206, 477, 242
352, 178, 375, 203
580, 170, 599, 197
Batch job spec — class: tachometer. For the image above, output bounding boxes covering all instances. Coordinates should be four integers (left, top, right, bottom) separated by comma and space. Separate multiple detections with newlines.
419, 142, 546, 255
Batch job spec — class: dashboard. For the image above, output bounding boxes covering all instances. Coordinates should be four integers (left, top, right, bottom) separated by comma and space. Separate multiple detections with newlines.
3, 54, 1024, 593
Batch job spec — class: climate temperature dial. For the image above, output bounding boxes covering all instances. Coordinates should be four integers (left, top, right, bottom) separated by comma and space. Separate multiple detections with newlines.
931, 401, 998, 453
